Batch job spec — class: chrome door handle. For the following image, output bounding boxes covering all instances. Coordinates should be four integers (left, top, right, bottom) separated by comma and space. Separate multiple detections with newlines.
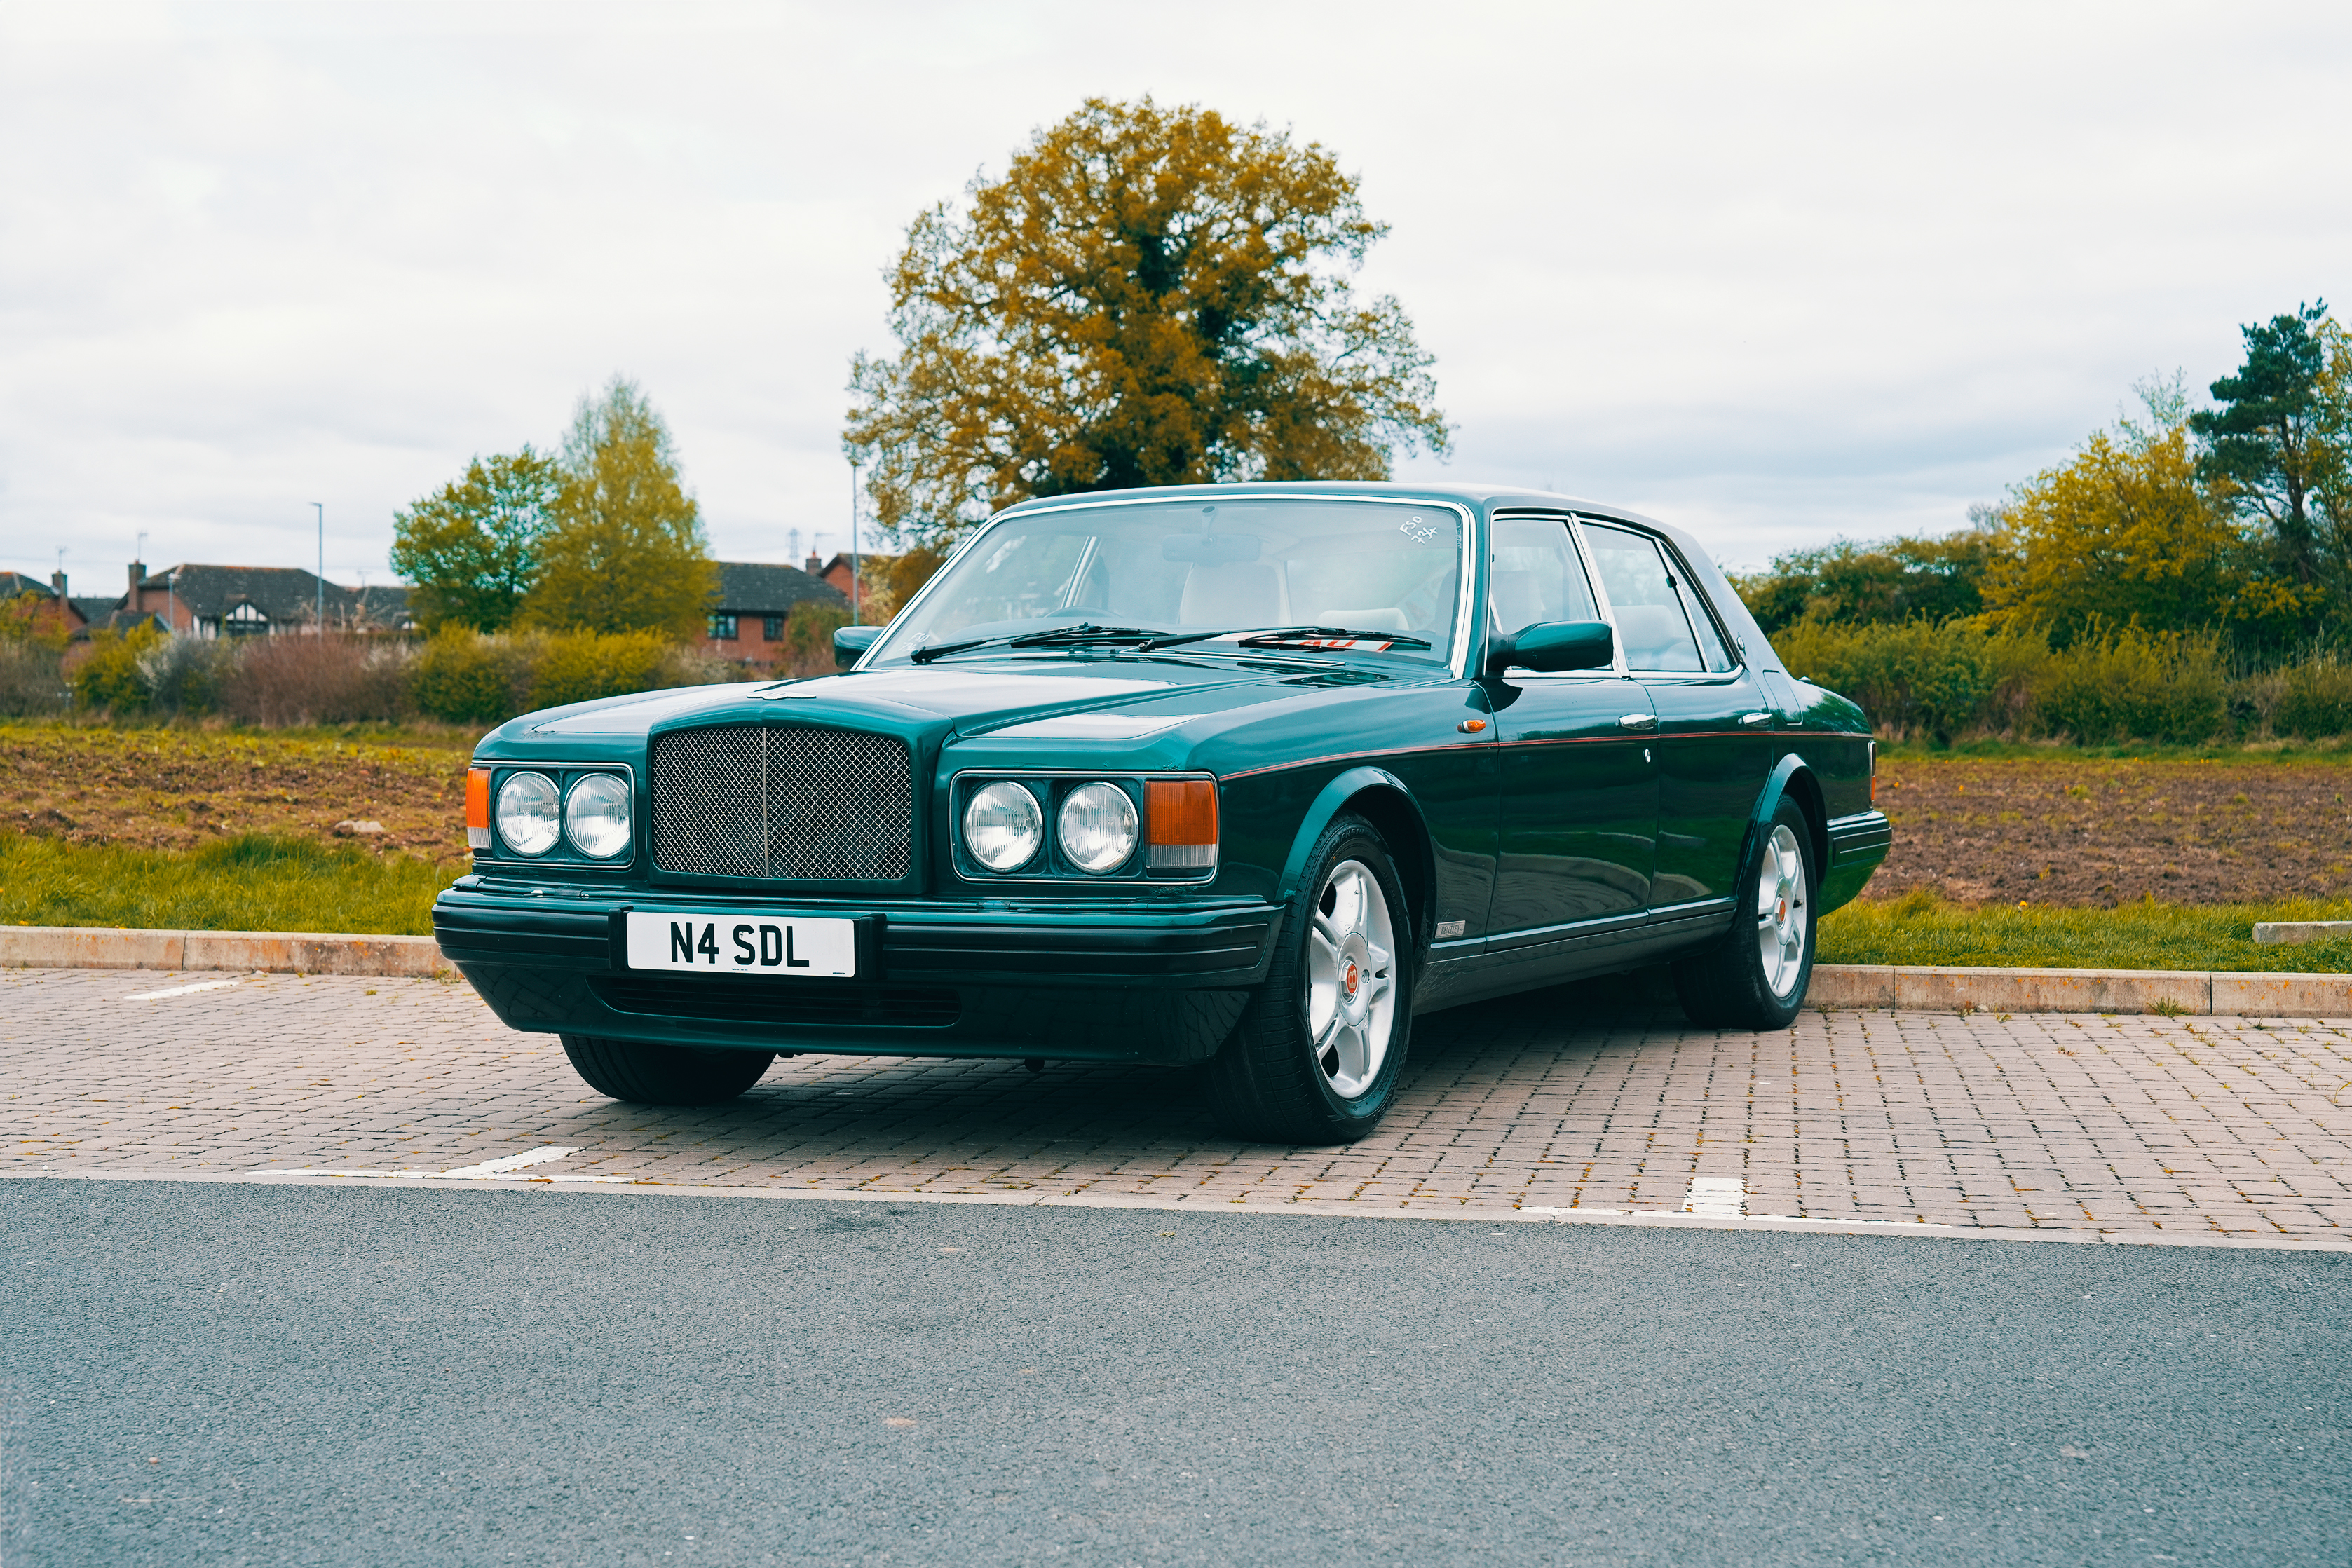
1739, 711, 1772, 728
1617, 713, 1657, 732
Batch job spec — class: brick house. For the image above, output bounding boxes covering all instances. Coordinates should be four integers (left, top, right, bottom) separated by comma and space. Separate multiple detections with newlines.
98, 562, 414, 639
700, 561, 851, 669
0, 571, 90, 637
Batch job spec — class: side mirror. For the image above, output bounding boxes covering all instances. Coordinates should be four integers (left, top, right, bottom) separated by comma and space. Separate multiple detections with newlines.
1485, 619, 1614, 677
833, 624, 883, 671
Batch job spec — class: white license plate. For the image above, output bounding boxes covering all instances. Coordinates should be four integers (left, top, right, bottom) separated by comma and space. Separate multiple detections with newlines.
625, 912, 857, 978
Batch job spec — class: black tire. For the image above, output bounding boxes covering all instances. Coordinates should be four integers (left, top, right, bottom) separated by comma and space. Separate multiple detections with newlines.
1208, 813, 1415, 1144
560, 1035, 775, 1106
1673, 795, 1818, 1030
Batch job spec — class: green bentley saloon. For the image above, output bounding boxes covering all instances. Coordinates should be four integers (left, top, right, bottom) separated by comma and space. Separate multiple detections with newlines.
434, 484, 1890, 1143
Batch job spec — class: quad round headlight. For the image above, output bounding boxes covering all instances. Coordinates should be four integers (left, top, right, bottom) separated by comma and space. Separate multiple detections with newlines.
564, 773, 632, 859
964, 782, 1043, 871
1058, 782, 1138, 874
496, 770, 561, 856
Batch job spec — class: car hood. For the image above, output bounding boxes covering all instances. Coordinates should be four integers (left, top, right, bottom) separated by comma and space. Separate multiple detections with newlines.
515, 656, 1393, 740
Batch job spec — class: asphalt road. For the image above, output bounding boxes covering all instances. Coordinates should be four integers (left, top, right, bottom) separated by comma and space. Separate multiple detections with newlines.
3, 1183, 2345, 1567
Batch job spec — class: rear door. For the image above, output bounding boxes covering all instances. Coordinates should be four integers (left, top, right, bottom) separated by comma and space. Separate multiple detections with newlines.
1483, 514, 1658, 955
1579, 520, 1772, 918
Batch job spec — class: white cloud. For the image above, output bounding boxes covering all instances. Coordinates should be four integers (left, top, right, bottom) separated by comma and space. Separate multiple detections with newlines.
1, 0, 2346, 590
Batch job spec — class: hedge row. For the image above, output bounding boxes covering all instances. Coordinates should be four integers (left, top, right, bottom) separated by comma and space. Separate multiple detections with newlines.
0, 620, 844, 726
1773, 619, 2352, 744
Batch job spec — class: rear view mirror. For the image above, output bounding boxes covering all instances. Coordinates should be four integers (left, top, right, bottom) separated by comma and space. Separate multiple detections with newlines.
834, 625, 883, 670
1161, 533, 1263, 565
1486, 620, 1613, 676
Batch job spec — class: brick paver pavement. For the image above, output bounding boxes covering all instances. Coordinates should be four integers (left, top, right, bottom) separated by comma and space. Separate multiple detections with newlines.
6, 967, 2351, 1245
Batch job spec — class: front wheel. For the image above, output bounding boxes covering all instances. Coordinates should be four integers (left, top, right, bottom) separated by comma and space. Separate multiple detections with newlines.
560, 1035, 775, 1106
1208, 814, 1414, 1144
1671, 798, 1817, 1030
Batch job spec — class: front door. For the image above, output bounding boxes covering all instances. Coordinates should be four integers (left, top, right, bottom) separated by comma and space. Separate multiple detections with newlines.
1579, 521, 1771, 915
1483, 514, 1659, 969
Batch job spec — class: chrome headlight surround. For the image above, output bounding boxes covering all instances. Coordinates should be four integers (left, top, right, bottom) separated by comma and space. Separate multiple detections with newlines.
951, 772, 1215, 882
564, 772, 633, 860
495, 770, 562, 857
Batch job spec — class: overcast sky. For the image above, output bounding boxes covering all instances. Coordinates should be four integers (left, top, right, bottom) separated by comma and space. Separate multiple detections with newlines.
4, 0, 2348, 597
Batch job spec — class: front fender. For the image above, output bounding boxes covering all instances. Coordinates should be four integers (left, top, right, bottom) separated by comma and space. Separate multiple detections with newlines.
1272, 765, 1436, 946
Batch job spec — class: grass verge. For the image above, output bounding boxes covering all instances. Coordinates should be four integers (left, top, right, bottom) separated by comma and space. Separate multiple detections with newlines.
1821, 889, 2352, 972
0, 831, 456, 936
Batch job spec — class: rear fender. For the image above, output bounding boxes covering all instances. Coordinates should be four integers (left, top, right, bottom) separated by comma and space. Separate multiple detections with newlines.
1748, 754, 1827, 883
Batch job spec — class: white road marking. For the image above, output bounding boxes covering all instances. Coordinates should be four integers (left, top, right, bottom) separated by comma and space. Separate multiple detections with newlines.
250, 1145, 606, 1182
1683, 1176, 1746, 1218
437, 1146, 582, 1179
122, 980, 240, 1001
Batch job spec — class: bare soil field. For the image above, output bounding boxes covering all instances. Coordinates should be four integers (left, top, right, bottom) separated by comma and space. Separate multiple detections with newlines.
6, 725, 2348, 907
1, 724, 471, 865
1872, 755, 2352, 906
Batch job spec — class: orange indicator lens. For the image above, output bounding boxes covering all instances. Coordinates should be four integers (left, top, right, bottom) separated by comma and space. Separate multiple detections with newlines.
1145, 779, 1218, 869
465, 766, 493, 850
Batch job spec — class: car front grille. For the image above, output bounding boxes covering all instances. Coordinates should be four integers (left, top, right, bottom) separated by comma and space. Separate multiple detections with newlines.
648, 725, 914, 881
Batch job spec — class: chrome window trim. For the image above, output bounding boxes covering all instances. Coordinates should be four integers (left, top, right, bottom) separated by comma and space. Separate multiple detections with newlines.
862, 493, 1481, 680
1572, 515, 1748, 679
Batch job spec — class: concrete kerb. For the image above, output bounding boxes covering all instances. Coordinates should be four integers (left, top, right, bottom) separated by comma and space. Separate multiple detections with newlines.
3, 924, 2348, 1017
8, 1167, 2344, 1253
0, 925, 454, 979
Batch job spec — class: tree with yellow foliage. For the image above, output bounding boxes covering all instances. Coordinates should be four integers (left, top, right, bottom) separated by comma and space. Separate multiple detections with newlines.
844, 97, 1452, 547
1982, 379, 2281, 644
522, 378, 717, 639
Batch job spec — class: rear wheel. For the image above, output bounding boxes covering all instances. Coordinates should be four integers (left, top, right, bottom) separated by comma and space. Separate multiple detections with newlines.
560, 1035, 775, 1105
1208, 814, 1413, 1144
1672, 796, 1816, 1030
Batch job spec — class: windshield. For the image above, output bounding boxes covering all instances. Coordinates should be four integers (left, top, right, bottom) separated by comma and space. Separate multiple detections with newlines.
865, 498, 1464, 666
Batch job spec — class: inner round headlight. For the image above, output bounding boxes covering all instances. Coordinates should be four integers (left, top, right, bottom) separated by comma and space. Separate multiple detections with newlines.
564, 773, 632, 860
1058, 782, 1138, 874
964, 782, 1043, 871
496, 770, 560, 857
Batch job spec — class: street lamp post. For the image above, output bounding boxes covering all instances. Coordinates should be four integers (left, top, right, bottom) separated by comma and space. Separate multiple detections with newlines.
848, 463, 861, 626
312, 502, 324, 633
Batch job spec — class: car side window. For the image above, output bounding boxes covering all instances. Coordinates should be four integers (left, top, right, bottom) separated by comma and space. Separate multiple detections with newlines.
1488, 517, 1603, 671
1579, 523, 1705, 673
1668, 561, 1739, 674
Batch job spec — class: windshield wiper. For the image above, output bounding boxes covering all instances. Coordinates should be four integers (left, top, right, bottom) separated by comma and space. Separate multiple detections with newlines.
1138, 625, 1432, 653
909, 623, 1167, 664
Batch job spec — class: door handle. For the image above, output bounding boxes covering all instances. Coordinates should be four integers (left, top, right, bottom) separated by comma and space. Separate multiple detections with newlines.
1739, 711, 1772, 728
1617, 713, 1657, 732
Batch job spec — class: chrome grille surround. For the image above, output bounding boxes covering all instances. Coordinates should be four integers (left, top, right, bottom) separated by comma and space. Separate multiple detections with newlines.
650, 725, 913, 881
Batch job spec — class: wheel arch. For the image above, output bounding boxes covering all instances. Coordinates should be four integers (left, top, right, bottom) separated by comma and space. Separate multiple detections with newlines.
1272, 766, 1438, 950
1753, 753, 1828, 879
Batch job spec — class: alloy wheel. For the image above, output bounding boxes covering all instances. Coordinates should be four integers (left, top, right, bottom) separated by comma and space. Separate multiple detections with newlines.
1305, 858, 1397, 1098
1755, 823, 1809, 999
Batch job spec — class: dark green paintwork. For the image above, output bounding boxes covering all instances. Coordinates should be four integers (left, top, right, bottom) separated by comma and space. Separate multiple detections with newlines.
437, 482, 1888, 1062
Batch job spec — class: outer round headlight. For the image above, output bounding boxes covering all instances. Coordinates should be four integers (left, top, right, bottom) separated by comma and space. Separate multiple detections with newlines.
496, 770, 560, 856
1058, 782, 1138, 874
564, 773, 632, 860
964, 782, 1043, 871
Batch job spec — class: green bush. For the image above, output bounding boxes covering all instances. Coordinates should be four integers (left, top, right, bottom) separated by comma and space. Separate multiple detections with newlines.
69, 624, 166, 711
2033, 625, 2227, 744
409, 629, 538, 724
138, 634, 237, 716
0, 644, 68, 716
777, 601, 851, 677
1772, 618, 2047, 742
2273, 655, 2352, 738
528, 629, 674, 709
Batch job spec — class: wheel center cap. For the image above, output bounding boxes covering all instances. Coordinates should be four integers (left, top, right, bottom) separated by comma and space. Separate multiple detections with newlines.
1343, 960, 1360, 998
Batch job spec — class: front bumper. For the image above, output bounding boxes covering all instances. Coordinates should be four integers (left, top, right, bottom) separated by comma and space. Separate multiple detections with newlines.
431, 885, 1284, 1063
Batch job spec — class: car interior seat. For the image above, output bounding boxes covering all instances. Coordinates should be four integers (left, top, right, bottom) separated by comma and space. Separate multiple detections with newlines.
1612, 603, 1701, 671
1178, 562, 1291, 627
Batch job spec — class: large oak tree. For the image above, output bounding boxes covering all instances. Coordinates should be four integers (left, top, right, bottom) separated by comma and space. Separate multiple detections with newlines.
844, 97, 1452, 546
